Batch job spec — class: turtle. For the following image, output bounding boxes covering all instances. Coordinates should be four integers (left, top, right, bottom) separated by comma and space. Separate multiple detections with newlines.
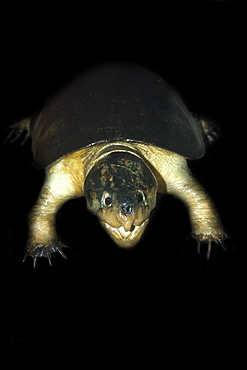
8, 63, 226, 267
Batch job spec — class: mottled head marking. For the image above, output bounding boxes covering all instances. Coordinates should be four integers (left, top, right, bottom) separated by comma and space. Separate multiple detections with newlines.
84, 151, 158, 247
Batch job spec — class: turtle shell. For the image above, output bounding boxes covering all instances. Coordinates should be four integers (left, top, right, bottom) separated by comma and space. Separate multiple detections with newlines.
30, 63, 205, 168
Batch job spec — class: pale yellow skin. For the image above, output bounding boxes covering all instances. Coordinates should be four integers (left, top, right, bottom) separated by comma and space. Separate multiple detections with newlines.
10, 117, 226, 263
27, 140, 226, 257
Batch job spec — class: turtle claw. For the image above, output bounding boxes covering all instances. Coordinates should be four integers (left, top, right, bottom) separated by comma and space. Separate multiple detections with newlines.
194, 235, 227, 260
196, 240, 211, 259
23, 241, 68, 268
218, 239, 227, 252
4, 118, 30, 145
206, 240, 212, 260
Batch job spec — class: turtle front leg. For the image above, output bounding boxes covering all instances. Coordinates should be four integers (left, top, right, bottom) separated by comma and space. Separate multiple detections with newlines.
25, 202, 68, 268
24, 160, 84, 267
166, 166, 227, 258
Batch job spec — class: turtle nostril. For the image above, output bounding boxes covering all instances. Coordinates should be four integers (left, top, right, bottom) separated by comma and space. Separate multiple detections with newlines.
120, 203, 133, 216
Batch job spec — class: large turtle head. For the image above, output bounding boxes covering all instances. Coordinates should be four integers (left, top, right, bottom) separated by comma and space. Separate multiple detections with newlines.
84, 152, 157, 247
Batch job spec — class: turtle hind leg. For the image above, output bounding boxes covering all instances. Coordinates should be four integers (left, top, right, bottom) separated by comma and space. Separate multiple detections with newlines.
200, 117, 221, 146
4, 117, 31, 145
192, 113, 221, 146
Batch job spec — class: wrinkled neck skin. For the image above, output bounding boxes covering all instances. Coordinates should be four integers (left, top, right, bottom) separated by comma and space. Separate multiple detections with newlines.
84, 145, 159, 247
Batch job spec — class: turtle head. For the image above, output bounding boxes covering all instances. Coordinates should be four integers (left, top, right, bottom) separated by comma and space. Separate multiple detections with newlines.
84, 151, 157, 247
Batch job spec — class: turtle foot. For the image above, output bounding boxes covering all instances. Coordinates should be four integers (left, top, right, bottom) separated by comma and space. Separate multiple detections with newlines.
4, 118, 31, 145
23, 241, 68, 268
192, 233, 227, 260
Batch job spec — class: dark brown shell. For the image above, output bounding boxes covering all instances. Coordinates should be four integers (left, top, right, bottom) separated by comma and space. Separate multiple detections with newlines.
30, 63, 205, 168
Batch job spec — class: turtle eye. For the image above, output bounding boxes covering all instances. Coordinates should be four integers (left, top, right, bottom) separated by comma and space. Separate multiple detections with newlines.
137, 191, 145, 204
102, 193, 113, 207
105, 197, 113, 206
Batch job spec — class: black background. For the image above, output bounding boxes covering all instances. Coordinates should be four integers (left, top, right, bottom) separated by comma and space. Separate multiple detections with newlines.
4, 2, 246, 365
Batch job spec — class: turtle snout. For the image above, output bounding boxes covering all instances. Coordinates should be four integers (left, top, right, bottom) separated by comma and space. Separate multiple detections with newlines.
120, 202, 134, 216
118, 200, 136, 232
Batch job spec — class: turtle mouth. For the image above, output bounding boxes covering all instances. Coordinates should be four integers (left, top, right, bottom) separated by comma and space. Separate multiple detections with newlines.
101, 219, 149, 248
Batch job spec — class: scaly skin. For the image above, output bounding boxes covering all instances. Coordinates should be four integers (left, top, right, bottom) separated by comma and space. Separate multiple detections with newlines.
22, 141, 226, 266
133, 143, 227, 258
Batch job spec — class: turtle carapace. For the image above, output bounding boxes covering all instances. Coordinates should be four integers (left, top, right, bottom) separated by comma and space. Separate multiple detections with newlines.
8, 63, 226, 266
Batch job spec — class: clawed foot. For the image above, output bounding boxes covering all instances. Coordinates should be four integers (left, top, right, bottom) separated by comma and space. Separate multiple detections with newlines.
23, 241, 68, 268
192, 233, 227, 260
4, 118, 31, 146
